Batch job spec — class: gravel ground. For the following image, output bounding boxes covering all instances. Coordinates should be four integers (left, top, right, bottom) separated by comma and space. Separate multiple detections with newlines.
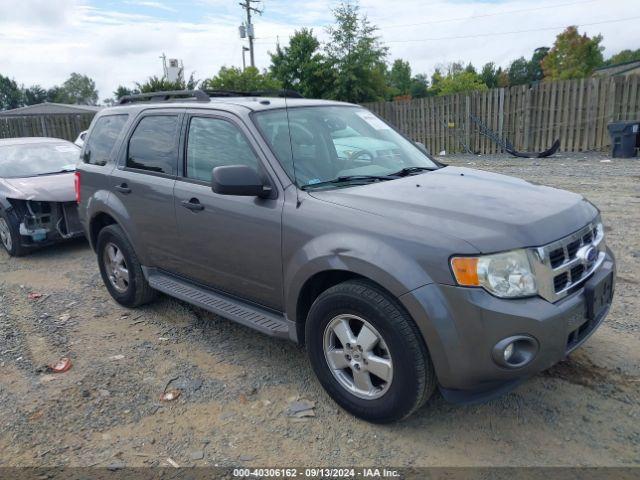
0, 151, 639, 468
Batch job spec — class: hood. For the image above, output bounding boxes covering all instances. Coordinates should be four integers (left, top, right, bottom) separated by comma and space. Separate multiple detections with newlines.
1, 172, 76, 202
309, 166, 598, 253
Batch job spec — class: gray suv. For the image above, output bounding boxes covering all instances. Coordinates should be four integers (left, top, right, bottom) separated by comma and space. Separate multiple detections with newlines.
76, 90, 615, 423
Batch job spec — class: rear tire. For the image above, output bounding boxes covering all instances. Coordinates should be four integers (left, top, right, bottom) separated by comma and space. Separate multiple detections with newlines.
306, 280, 436, 423
96, 224, 157, 307
0, 209, 26, 257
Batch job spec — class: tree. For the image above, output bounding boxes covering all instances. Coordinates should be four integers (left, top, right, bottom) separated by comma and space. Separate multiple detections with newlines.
46, 86, 71, 103
508, 57, 530, 86
437, 71, 488, 96
410, 73, 429, 98
23, 85, 47, 105
429, 68, 444, 96
480, 62, 499, 88
201, 66, 280, 92
61, 73, 99, 105
604, 48, 640, 66
388, 59, 412, 97
269, 28, 330, 98
0, 74, 23, 110
497, 68, 510, 88
541, 26, 604, 80
114, 85, 139, 100
324, 2, 388, 102
528, 47, 549, 82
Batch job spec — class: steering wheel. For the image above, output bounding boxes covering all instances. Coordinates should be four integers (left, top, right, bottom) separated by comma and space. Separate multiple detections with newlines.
347, 149, 375, 169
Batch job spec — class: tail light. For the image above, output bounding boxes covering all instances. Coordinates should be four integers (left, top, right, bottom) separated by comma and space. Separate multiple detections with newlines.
74, 171, 81, 204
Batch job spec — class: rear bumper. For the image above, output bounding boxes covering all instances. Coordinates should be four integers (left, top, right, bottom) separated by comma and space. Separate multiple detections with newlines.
399, 248, 616, 402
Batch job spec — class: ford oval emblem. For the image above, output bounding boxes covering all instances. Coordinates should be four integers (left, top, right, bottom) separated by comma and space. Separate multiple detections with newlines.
577, 245, 598, 265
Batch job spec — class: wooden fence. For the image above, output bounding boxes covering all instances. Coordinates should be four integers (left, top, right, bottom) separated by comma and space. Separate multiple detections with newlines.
0, 113, 96, 142
364, 75, 640, 155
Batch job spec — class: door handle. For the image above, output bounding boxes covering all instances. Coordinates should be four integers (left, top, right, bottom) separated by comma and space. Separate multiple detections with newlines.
114, 183, 131, 194
181, 198, 204, 211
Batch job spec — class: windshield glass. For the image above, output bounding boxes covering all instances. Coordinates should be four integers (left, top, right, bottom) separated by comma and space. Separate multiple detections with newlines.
0, 142, 79, 178
254, 106, 438, 188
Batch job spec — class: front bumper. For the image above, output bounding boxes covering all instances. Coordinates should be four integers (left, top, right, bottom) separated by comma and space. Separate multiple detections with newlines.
399, 248, 616, 404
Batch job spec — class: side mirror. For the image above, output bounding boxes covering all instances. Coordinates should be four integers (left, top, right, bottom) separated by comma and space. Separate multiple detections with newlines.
212, 165, 271, 198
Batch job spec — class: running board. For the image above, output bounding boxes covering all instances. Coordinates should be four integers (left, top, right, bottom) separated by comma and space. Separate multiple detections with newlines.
144, 268, 295, 341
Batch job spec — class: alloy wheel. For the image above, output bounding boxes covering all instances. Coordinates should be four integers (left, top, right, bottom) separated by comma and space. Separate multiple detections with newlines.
103, 242, 130, 293
323, 314, 393, 400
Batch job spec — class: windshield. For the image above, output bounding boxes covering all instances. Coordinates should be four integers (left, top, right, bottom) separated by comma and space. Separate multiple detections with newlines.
0, 142, 79, 178
254, 106, 438, 188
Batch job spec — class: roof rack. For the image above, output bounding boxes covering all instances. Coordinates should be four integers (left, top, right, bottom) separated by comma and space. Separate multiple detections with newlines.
118, 90, 210, 105
202, 89, 304, 98
117, 88, 305, 105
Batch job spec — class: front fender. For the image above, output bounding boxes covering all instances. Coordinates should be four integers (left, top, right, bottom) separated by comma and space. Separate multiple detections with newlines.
284, 232, 434, 323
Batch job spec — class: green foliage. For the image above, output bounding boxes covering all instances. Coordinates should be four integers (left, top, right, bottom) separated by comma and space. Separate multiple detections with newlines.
269, 28, 330, 98
480, 62, 499, 89
61, 72, 99, 105
529, 47, 549, 82
324, 2, 388, 102
541, 26, 604, 80
23, 85, 47, 105
114, 85, 139, 100
410, 73, 430, 98
437, 70, 488, 96
603, 48, 640, 66
0, 74, 23, 110
201, 66, 280, 92
388, 59, 412, 97
136, 71, 198, 93
508, 57, 530, 86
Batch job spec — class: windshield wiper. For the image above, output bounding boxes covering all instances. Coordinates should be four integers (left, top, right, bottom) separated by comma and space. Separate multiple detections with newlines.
388, 166, 435, 177
36, 168, 75, 176
301, 175, 394, 190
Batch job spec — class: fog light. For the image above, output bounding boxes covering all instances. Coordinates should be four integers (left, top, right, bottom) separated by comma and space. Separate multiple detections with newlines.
492, 335, 538, 368
503, 343, 514, 362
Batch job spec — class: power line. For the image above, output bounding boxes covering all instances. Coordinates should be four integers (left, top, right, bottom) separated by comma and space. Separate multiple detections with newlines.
253, 0, 604, 41
379, 0, 600, 29
383, 15, 640, 43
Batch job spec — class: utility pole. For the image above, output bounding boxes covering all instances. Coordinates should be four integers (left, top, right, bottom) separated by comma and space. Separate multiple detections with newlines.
239, 0, 261, 68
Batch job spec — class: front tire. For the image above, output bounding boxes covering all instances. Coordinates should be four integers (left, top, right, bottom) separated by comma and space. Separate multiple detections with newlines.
96, 224, 157, 308
306, 280, 436, 423
0, 209, 26, 257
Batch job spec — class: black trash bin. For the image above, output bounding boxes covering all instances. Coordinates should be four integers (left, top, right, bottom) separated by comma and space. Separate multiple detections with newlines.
607, 121, 639, 158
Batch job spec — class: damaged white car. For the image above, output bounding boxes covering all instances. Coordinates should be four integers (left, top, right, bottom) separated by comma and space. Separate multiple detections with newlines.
0, 137, 84, 256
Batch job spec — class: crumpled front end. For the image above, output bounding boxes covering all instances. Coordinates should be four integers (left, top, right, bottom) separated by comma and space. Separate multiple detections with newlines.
7, 199, 84, 247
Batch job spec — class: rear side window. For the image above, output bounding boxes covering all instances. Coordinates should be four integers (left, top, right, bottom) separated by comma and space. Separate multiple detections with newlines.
127, 115, 179, 175
186, 117, 259, 182
83, 114, 128, 166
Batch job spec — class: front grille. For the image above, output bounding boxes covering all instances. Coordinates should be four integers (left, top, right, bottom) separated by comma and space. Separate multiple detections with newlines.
549, 248, 565, 268
566, 239, 581, 259
531, 221, 605, 302
554, 272, 569, 292
570, 264, 585, 282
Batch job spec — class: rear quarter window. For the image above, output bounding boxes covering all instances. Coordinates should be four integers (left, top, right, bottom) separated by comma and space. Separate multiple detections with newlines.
83, 114, 129, 166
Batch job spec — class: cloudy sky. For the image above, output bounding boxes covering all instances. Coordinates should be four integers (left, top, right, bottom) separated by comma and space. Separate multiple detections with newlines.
0, 0, 637, 101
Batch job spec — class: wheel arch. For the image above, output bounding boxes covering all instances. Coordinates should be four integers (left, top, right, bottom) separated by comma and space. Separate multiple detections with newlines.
89, 211, 118, 251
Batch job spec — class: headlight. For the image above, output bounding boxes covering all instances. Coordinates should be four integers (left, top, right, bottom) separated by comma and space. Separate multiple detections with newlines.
450, 249, 537, 298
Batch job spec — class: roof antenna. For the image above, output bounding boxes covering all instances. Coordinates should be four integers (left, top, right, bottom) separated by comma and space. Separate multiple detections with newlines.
282, 88, 301, 208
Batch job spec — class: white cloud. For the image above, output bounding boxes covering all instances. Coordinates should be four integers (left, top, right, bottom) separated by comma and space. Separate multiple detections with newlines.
0, 0, 636, 101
